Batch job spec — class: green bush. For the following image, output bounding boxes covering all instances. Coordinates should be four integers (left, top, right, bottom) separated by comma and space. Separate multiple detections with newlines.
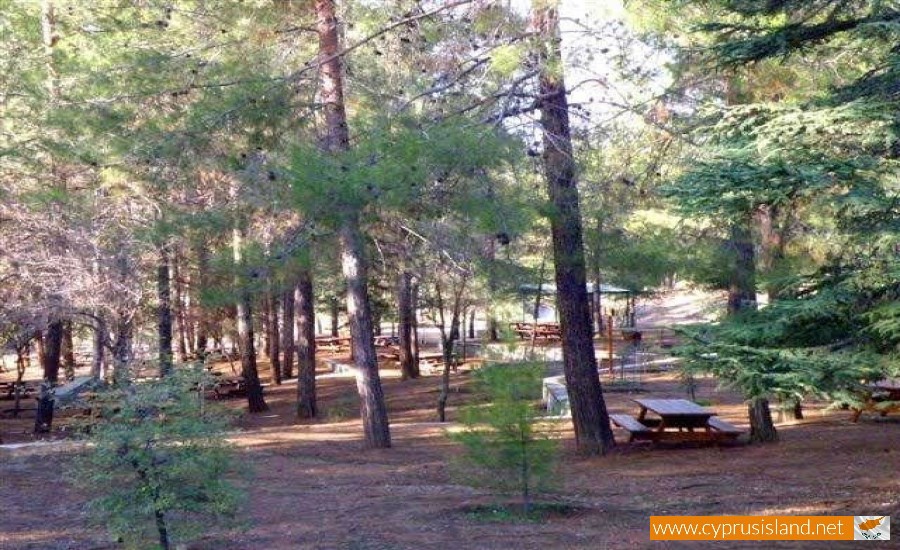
70, 366, 244, 550
451, 363, 559, 516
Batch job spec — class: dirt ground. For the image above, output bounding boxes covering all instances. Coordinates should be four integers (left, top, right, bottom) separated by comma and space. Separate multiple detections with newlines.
2, 343, 899, 550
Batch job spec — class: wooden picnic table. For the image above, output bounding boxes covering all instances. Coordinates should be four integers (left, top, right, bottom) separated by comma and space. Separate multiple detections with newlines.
0, 380, 37, 400
509, 322, 561, 341
373, 335, 399, 347
315, 336, 351, 352
611, 398, 743, 444
851, 379, 900, 422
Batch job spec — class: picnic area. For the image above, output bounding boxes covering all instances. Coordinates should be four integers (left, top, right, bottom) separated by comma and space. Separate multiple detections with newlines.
2, 345, 898, 549
2, 287, 899, 549
2, 1, 899, 548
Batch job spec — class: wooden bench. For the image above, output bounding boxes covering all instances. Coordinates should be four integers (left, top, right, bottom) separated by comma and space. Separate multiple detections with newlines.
610, 413, 653, 442
707, 417, 743, 439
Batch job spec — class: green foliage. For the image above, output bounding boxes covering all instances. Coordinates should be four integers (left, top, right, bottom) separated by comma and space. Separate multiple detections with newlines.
451, 363, 558, 514
653, 0, 900, 412
70, 367, 244, 549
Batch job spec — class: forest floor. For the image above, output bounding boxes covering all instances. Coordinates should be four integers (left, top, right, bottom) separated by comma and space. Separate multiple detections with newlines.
1, 289, 899, 549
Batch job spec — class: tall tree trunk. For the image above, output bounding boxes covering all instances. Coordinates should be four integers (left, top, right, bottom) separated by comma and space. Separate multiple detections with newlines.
591, 218, 604, 335
411, 281, 420, 368
468, 308, 475, 340
748, 397, 778, 443
157, 244, 174, 377
316, 0, 390, 448
91, 317, 106, 380
233, 226, 268, 413
34, 0, 60, 434
372, 303, 382, 336
61, 320, 75, 381
282, 287, 295, 379
112, 313, 133, 385
340, 218, 392, 447
397, 271, 418, 380
296, 269, 317, 418
483, 237, 500, 341
34, 321, 63, 433
194, 242, 210, 356
436, 280, 465, 423
329, 297, 340, 337
14, 345, 28, 417
172, 248, 188, 362
727, 218, 758, 315
755, 204, 786, 301
533, 3, 615, 455
266, 289, 282, 385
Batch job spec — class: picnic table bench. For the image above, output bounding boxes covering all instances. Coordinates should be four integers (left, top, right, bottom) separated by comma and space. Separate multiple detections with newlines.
851, 379, 900, 422
376, 345, 401, 362
611, 398, 743, 444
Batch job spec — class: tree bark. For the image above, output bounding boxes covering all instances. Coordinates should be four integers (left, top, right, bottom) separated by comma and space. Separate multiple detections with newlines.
436, 279, 464, 423
34, 321, 63, 433
233, 226, 268, 413
748, 397, 778, 443
172, 247, 189, 362
339, 218, 392, 447
316, 0, 390, 448
111, 314, 133, 385
295, 269, 317, 418
533, 4, 615, 455
755, 204, 787, 301
483, 236, 500, 342
282, 287, 295, 379
373, 303, 383, 336
329, 297, 340, 337
157, 244, 174, 377
727, 218, 758, 315
61, 320, 76, 381
41, 321, 64, 386
411, 281, 420, 368
266, 289, 282, 385
91, 317, 106, 380
194, 242, 210, 356
397, 271, 418, 380
34, 0, 59, 434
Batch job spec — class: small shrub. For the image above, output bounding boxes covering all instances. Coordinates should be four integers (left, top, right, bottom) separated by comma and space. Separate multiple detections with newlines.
450, 363, 559, 516
70, 366, 244, 550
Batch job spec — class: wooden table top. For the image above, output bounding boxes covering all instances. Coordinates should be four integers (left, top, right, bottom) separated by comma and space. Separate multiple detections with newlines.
633, 398, 714, 417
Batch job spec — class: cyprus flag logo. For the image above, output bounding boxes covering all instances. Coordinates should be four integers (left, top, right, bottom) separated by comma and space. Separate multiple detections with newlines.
854, 516, 890, 540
